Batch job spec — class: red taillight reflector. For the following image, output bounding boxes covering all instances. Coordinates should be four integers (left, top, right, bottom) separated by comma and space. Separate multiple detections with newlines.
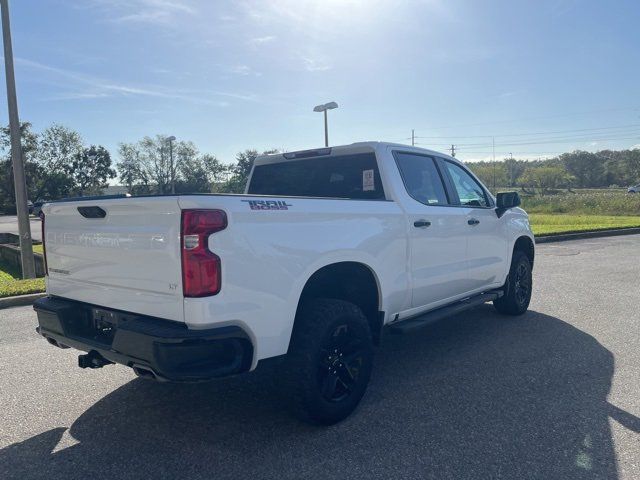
181, 209, 227, 297
40, 212, 48, 275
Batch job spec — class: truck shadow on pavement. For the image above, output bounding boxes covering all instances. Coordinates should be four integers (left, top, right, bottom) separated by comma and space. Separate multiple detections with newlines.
2, 306, 639, 480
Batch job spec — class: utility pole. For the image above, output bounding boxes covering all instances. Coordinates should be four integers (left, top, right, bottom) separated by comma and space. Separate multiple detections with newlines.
411, 129, 415, 146
449, 144, 456, 157
1, 0, 35, 279
509, 152, 513, 187
492, 136, 496, 193
167, 135, 176, 194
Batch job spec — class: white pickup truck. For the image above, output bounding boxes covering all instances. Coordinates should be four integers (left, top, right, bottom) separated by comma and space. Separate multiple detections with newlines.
34, 142, 534, 424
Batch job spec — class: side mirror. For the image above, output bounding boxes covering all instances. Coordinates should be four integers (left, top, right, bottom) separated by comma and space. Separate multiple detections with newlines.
496, 191, 521, 218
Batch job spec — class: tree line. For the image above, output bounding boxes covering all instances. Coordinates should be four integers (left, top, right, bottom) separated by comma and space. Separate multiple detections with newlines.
0, 122, 276, 213
467, 149, 640, 194
1, 121, 639, 213
116, 135, 277, 196
0, 123, 116, 213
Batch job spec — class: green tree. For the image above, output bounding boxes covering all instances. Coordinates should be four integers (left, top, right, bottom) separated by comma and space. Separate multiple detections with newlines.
222, 148, 280, 193
117, 143, 148, 193
137, 135, 200, 194
37, 123, 83, 172
559, 151, 605, 188
201, 154, 230, 185
519, 166, 573, 195
139, 135, 171, 194
233, 149, 259, 180
69, 146, 116, 196
178, 149, 210, 194
0, 122, 42, 212
621, 149, 640, 185
467, 162, 508, 191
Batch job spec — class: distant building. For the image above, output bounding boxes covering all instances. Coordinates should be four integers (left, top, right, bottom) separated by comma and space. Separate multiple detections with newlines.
101, 185, 130, 196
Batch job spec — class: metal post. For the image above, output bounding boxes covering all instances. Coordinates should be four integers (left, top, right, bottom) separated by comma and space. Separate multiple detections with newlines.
411, 129, 415, 146
509, 152, 513, 187
492, 136, 496, 193
323, 110, 328, 147
1, 0, 35, 279
169, 138, 175, 194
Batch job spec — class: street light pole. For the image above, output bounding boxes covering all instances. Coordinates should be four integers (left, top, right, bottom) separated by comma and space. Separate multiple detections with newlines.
1, 0, 35, 279
313, 102, 338, 147
323, 110, 328, 147
167, 135, 176, 194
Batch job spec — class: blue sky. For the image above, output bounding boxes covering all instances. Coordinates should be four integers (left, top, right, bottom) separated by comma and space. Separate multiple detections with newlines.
4, 0, 640, 165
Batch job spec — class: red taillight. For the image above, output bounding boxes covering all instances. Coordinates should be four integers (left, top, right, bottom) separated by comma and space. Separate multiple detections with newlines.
40, 212, 48, 275
181, 209, 227, 297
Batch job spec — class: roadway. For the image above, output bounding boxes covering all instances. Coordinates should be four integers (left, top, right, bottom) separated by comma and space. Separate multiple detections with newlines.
0, 215, 42, 241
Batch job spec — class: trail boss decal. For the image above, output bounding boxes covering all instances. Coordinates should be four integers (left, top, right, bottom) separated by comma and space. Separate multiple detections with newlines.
242, 200, 292, 211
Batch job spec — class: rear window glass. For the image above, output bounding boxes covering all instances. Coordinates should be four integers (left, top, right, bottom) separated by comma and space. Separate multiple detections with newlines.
247, 153, 385, 200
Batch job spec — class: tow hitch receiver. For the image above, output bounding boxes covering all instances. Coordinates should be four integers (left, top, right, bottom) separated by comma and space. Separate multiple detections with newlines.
78, 351, 114, 369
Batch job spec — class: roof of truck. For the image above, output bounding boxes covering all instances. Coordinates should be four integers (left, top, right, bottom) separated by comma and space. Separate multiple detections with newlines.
255, 141, 457, 165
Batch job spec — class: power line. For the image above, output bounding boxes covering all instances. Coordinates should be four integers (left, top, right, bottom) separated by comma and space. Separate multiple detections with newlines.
456, 134, 640, 149
413, 123, 640, 140
413, 131, 640, 149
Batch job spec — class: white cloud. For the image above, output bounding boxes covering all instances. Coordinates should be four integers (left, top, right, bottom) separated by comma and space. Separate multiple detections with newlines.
230, 65, 252, 75
249, 35, 276, 45
301, 56, 331, 72
49, 92, 111, 100
228, 64, 262, 77
17, 57, 248, 107
85, 0, 196, 26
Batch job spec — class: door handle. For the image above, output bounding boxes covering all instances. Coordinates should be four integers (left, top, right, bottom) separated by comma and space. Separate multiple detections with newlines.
414, 219, 431, 228
468, 218, 480, 226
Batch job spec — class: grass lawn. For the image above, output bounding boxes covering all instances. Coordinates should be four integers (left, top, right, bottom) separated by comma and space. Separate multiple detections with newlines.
0, 259, 45, 298
529, 214, 640, 236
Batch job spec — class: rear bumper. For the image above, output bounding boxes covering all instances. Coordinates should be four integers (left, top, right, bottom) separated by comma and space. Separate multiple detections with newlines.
33, 296, 253, 382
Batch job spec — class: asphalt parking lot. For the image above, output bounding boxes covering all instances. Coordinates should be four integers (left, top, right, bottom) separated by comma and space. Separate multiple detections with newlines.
1, 236, 639, 480
0, 215, 42, 241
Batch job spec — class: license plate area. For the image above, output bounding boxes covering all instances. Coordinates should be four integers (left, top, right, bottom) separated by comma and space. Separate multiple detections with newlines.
91, 308, 118, 345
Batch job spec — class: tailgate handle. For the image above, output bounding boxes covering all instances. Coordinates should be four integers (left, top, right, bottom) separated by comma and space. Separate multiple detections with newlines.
77, 206, 106, 219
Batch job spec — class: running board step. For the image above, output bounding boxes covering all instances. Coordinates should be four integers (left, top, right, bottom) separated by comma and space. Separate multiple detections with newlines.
387, 291, 503, 335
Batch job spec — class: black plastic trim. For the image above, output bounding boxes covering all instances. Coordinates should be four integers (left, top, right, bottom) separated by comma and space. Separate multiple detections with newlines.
77, 206, 107, 218
387, 291, 503, 334
33, 296, 253, 382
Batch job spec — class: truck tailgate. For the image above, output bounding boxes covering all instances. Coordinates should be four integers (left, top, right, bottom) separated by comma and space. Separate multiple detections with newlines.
43, 197, 184, 322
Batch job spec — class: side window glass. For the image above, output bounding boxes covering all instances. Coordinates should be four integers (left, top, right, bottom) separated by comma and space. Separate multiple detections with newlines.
444, 161, 489, 207
395, 152, 449, 206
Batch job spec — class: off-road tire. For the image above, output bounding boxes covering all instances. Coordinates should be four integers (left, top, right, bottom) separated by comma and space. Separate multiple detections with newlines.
494, 250, 532, 315
284, 298, 373, 425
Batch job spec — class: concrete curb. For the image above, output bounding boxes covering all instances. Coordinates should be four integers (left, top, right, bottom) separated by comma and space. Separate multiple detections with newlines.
0, 292, 45, 309
535, 227, 640, 244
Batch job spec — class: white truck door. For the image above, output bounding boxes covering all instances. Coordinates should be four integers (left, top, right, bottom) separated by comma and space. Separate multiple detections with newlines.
393, 151, 470, 309
439, 159, 509, 291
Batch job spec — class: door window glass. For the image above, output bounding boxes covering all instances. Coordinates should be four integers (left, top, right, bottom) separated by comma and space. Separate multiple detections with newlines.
444, 161, 490, 207
395, 152, 449, 206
